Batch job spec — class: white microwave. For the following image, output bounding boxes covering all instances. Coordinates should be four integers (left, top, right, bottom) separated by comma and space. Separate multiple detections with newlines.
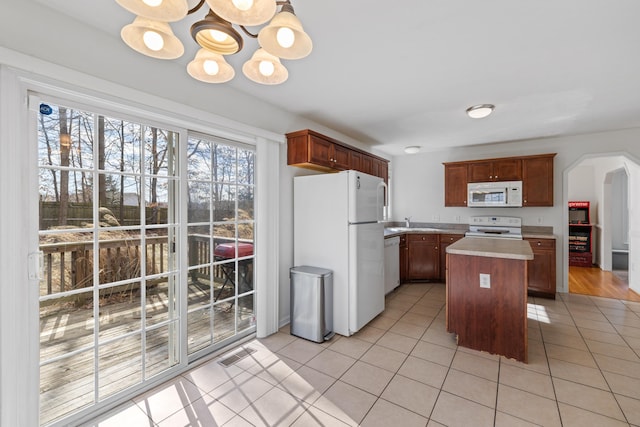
467, 181, 523, 207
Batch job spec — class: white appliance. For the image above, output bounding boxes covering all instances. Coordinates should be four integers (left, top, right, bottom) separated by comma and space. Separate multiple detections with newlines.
465, 216, 523, 239
294, 171, 386, 336
384, 236, 400, 294
467, 181, 523, 207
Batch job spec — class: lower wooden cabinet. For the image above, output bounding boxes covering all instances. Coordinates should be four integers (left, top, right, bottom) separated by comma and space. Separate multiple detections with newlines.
406, 234, 439, 281
525, 237, 556, 298
439, 234, 464, 281
399, 234, 407, 282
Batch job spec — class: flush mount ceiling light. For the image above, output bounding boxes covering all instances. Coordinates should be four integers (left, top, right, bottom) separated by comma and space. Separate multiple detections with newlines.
404, 146, 421, 154
116, 0, 312, 85
466, 104, 495, 119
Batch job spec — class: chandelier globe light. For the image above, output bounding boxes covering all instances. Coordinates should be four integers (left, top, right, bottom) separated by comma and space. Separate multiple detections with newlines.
191, 9, 243, 55
206, 0, 277, 26
121, 16, 185, 59
242, 48, 288, 84
257, 2, 312, 60
116, 0, 311, 85
187, 48, 235, 83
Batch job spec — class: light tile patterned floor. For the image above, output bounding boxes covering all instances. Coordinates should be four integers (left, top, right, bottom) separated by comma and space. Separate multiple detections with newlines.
84, 283, 640, 426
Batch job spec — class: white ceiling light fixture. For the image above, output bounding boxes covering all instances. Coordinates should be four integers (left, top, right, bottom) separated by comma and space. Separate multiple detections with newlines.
466, 104, 495, 119
116, 0, 312, 85
404, 146, 421, 154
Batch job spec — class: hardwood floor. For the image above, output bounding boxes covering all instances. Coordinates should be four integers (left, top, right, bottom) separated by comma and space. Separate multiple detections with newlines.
569, 265, 640, 302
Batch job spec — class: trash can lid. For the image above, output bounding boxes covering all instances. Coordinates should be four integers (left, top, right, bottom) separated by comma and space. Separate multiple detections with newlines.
290, 266, 333, 277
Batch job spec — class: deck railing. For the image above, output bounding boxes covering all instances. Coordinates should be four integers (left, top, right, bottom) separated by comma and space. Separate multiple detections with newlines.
40, 234, 250, 296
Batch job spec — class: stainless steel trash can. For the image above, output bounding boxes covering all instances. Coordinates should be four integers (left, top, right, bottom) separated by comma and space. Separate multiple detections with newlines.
290, 266, 334, 343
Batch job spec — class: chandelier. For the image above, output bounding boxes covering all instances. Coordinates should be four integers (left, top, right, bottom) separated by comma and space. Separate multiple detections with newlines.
116, 0, 313, 85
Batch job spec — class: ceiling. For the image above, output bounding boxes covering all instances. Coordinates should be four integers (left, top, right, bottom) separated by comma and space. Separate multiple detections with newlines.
34, 0, 640, 156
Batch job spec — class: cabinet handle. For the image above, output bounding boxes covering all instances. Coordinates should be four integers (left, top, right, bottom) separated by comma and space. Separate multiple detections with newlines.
537, 242, 542, 246
489, 175, 493, 179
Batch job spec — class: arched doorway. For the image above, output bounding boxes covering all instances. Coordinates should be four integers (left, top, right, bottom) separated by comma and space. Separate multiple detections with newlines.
564, 153, 639, 300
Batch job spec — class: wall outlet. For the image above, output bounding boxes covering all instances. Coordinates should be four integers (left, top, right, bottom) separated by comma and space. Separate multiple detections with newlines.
432, 214, 440, 222
454, 215, 462, 223
536, 217, 544, 224
479, 273, 491, 288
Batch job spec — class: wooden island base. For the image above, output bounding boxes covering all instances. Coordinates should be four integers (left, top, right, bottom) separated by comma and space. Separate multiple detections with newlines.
446, 238, 533, 363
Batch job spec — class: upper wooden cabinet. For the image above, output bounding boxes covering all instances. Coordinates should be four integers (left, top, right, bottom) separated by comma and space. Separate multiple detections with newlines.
444, 162, 468, 207
294, 132, 349, 170
286, 129, 389, 182
522, 154, 555, 207
468, 158, 522, 182
444, 153, 556, 207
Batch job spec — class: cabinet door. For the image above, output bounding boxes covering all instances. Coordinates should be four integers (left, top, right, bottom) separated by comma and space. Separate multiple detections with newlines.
407, 234, 439, 280
525, 238, 556, 298
522, 155, 554, 206
333, 143, 351, 170
492, 159, 522, 181
444, 163, 468, 206
371, 158, 388, 181
467, 161, 494, 182
468, 159, 522, 182
377, 160, 389, 183
308, 135, 334, 168
439, 234, 463, 281
349, 151, 363, 172
399, 234, 407, 283
361, 155, 373, 175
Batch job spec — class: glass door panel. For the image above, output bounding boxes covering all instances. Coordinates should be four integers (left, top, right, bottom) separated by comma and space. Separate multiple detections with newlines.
37, 101, 179, 425
186, 135, 256, 358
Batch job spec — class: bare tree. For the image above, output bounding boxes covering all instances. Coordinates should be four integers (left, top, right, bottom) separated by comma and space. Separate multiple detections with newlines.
58, 107, 71, 225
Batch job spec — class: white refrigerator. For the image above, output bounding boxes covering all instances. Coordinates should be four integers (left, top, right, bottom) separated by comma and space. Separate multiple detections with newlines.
294, 170, 386, 336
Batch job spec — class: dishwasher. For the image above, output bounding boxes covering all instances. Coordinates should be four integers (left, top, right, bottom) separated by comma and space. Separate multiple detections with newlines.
384, 236, 400, 294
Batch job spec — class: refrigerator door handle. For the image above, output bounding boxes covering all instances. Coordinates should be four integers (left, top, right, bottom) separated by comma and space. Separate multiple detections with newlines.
377, 180, 388, 221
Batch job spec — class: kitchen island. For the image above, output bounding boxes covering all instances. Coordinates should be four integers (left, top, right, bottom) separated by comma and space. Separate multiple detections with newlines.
446, 237, 533, 362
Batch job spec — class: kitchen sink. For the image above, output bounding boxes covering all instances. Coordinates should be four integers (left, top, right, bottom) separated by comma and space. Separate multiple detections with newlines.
385, 227, 442, 233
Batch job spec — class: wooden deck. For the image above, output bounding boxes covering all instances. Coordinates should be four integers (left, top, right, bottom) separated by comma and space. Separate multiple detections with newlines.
39, 277, 254, 425
569, 265, 640, 302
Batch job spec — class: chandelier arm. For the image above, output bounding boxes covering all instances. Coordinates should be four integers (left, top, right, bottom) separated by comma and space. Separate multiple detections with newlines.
239, 25, 259, 38
188, 0, 207, 15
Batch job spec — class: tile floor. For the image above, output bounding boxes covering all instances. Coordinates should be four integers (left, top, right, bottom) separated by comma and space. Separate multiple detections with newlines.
84, 283, 640, 426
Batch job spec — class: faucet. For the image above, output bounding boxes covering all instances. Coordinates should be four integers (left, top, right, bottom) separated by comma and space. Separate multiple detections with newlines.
404, 216, 411, 228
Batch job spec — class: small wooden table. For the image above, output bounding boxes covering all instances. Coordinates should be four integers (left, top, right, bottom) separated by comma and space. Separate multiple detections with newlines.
446, 237, 533, 362
214, 243, 254, 300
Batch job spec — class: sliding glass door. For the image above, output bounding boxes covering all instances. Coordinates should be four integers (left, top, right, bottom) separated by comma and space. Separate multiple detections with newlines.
36, 97, 256, 425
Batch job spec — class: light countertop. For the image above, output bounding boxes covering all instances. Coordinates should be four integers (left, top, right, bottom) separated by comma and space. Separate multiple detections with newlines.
446, 237, 534, 260
384, 226, 555, 240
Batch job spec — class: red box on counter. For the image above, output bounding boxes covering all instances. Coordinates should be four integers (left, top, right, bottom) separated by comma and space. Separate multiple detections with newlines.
214, 242, 254, 258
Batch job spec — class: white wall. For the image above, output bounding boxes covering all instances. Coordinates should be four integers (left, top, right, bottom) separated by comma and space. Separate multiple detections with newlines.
611, 169, 629, 250
568, 164, 596, 207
